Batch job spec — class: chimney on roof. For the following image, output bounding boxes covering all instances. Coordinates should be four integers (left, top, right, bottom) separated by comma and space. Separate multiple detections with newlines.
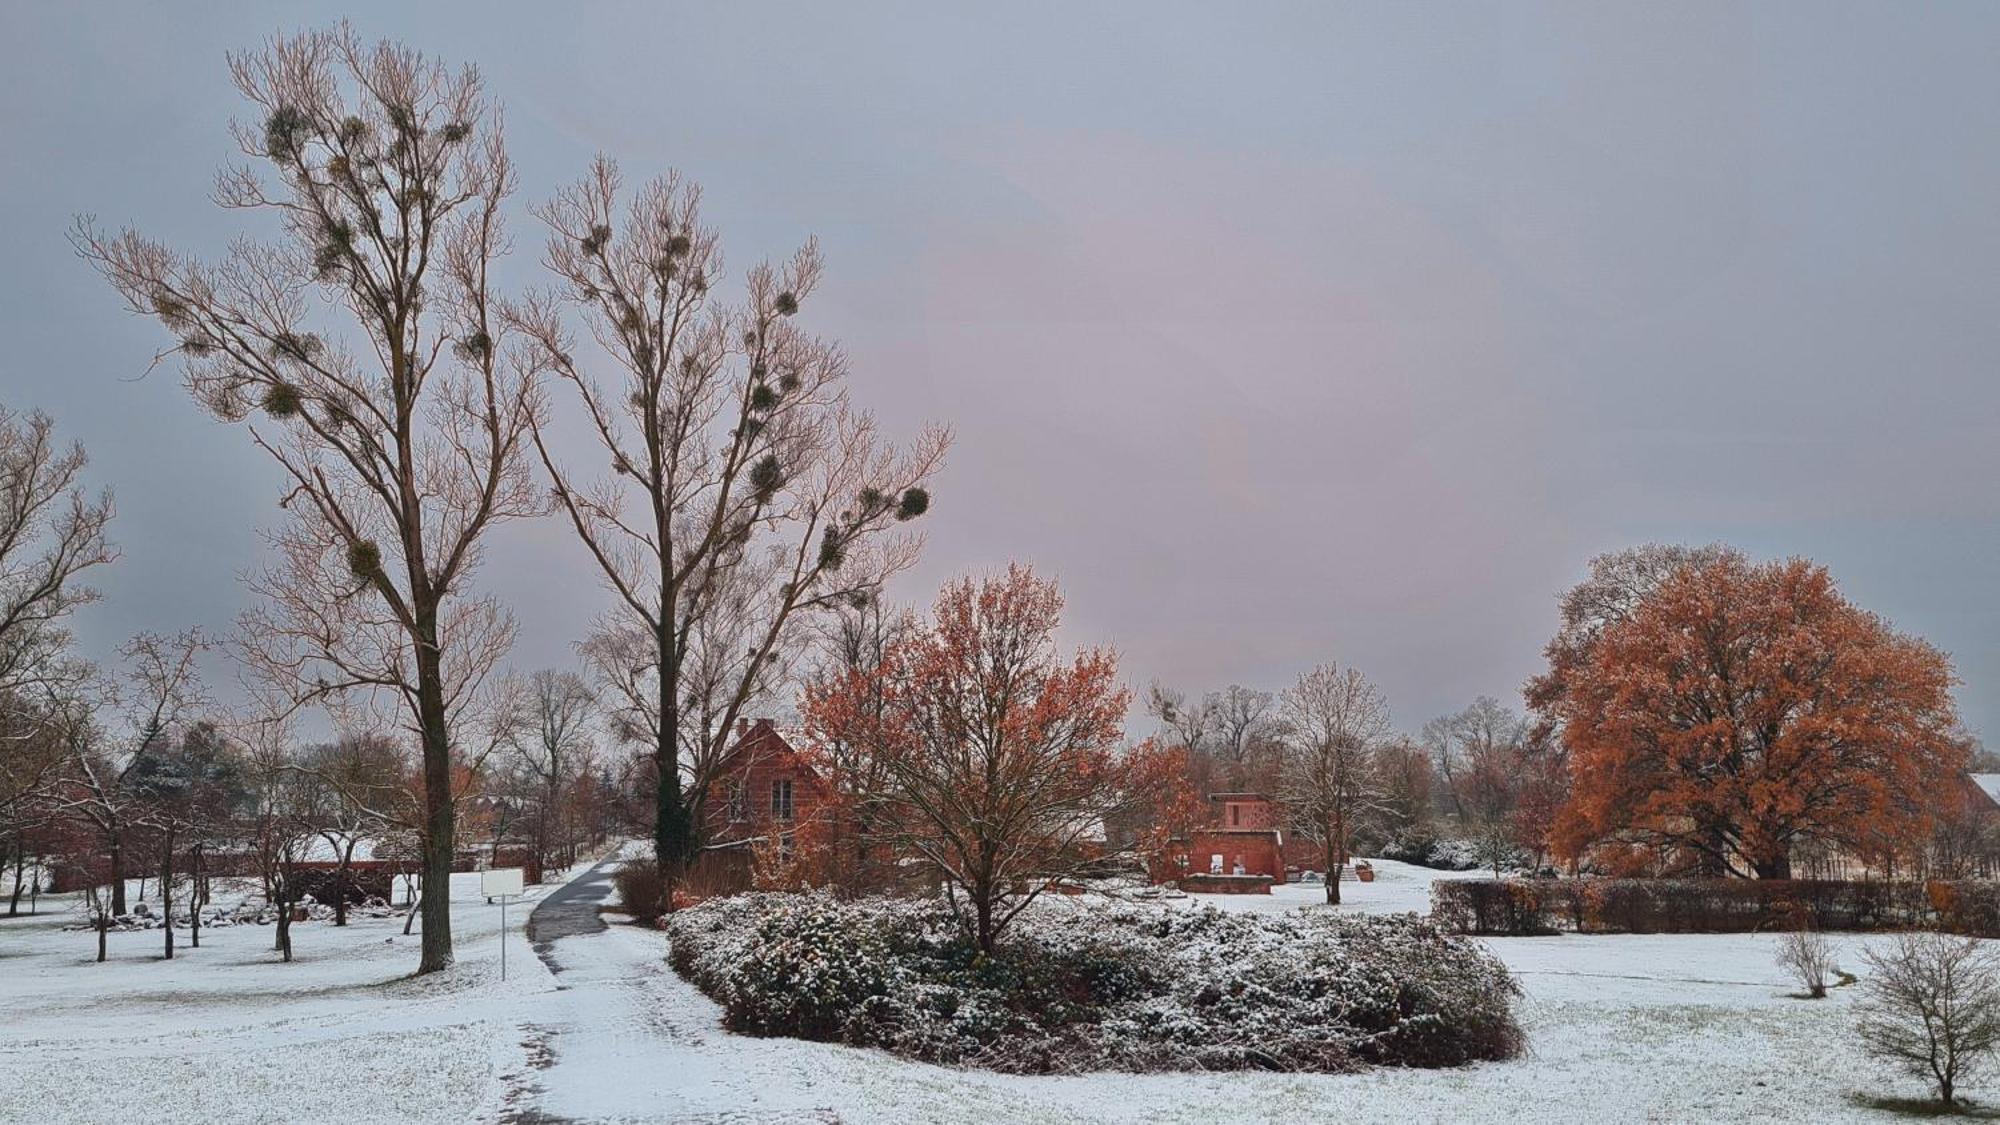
736, 717, 750, 738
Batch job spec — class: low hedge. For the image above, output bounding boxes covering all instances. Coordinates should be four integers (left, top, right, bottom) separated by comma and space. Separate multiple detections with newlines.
667, 891, 1523, 1074
1430, 878, 2000, 937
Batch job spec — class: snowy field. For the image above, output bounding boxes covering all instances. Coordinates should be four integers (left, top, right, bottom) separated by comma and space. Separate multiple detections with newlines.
0, 853, 1967, 1123
0, 858, 602, 1125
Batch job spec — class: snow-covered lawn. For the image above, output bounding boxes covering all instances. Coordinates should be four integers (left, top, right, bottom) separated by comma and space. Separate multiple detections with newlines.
0, 857, 602, 1125
0, 853, 1969, 1122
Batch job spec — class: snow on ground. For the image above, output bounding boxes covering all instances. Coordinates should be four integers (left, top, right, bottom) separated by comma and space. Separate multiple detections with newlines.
506, 858, 1946, 1124
0, 852, 1970, 1123
0, 854, 606, 1125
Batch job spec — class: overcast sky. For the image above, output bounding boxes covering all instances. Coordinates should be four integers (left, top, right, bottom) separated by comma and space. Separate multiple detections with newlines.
6, 2, 2000, 741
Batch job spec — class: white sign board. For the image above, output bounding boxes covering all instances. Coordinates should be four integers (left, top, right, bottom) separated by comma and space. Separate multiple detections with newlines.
481, 867, 525, 897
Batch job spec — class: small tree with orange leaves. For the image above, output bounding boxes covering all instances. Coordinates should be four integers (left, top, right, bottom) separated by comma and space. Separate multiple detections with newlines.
1547, 551, 1966, 878
802, 565, 1130, 952
1120, 738, 1206, 883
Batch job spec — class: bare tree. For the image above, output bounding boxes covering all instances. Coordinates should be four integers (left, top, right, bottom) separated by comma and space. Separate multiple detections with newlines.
792, 593, 917, 895
235, 711, 311, 958
1777, 925, 1836, 999
1859, 931, 2000, 1108
77, 27, 539, 973
2, 692, 68, 913
49, 630, 210, 920
1426, 696, 1528, 872
498, 669, 596, 873
297, 733, 402, 925
129, 719, 247, 957
1278, 663, 1390, 904
1418, 713, 1466, 822
1372, 736, 1435, 845
0, 402, 116, 700
506, 159, 947, 901
1211, 685, 1276, 771
1145, 683, 1216, 758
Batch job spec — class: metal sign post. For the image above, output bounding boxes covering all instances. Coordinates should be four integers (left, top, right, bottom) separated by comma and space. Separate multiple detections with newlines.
481, 867, 526, 981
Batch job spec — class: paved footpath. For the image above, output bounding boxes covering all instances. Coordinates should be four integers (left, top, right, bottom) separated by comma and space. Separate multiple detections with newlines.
526, 855, 616, 974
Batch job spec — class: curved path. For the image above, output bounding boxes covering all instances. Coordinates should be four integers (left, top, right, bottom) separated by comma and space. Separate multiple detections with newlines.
525, 854, 618, 974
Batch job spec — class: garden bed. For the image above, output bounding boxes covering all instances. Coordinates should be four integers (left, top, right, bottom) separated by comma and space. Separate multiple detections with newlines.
665, 891, 1521, 1074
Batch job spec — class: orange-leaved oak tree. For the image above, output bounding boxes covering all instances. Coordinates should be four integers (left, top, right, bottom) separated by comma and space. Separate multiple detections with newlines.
801, 565, 1130, 951
1548, 551, 1965, 878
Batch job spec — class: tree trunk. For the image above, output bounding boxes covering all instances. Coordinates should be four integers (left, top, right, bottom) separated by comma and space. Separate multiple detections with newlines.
276, 883, 293, 963
414, 616, 456, 976
1753, 854, 1793, 880
8, 836, 24, 916
109, 834, 126, 916
333, 841, 352, 927
188, 847, 202, 949
654, 644, 696, 915
160, 837, 175, 961
1325, 836, 1342, 905
96, 908, 107, 962
974, 887, 996, 954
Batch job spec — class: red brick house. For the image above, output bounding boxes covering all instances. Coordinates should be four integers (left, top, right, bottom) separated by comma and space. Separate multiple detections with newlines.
704, 719, 828, 850
1162, 792, 1290, 893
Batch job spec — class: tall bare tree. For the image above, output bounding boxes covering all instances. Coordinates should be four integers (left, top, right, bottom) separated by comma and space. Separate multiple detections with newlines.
1278, 663, 1390, 904
0, 402, 116, 700
499, 669, 596, 872
507, 159, 947, 899
77, 27, 539, 972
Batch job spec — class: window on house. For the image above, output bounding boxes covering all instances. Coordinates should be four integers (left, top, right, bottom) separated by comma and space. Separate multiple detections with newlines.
771, 777, 794, 821
1229, 803, 1241, 827
726, 780, 747, 822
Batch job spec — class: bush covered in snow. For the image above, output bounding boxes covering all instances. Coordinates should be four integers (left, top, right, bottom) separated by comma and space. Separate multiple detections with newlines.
1379, 835, 1494, 872
666, 892, 1522, 1074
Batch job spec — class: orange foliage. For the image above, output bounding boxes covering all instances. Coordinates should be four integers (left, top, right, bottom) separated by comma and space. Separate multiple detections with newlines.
800, 564, 1131, 949
1550, 553, 1966, 877
1122, 738, 1207, 880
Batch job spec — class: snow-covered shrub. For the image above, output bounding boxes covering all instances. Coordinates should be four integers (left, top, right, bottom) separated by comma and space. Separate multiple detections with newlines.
666, 892, 1522, 1074
1379, 835, 1499, 872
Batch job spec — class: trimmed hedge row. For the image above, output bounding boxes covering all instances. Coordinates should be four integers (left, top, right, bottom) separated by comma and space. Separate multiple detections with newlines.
1430, 878, 2000, 937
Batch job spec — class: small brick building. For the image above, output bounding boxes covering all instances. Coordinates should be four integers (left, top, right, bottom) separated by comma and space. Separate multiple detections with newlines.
1163, 793, 1290, 893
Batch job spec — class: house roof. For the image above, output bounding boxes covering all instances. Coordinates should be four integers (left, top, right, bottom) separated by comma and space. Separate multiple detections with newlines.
1970, 773, 2000, 809
1207, 792, 1271, 802
715, 719, 823, 782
